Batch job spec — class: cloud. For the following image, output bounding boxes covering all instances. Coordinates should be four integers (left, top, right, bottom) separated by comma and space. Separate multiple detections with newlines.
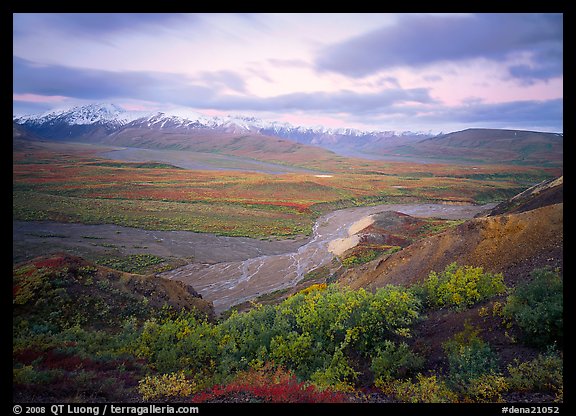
446, 98, 563, 127
13, 56, 437, 115
315, 13, 563, 81
201, 87, 436, 114
195, 70, 247, 93
13, 57, 215, 104
382, 98, 563, 131
13, 13, 190, 40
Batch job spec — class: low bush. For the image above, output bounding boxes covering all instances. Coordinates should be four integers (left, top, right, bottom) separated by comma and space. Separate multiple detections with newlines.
371, 340, 425, 383
506, 348, 563, 395
138, 371, 196, 401
377, 373, 457, 403
443, 322, 500, 392
503, 268, 563, 347
422, 262, 507, 309
463, 373, 508, 403
192, 363, 346, 403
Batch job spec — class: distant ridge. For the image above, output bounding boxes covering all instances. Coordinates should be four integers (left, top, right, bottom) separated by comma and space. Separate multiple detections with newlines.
14, 104, 563, 167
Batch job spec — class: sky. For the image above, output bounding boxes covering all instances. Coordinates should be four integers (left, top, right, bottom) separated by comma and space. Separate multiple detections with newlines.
13, 13, 563, 133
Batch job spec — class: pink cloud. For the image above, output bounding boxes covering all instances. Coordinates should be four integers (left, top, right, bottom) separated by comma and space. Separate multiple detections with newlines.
13, 93, 69, 103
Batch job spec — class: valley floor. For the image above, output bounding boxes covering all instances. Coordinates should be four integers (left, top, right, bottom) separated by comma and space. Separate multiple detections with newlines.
14, 202, 496, 314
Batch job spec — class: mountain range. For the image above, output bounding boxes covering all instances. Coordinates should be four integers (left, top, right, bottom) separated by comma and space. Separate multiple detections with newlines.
14, 103, 563, 166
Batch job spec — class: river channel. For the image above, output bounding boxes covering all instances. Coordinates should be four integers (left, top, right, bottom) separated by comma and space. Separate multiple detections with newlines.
13, 203, 494, 314
160, 202, 495, 313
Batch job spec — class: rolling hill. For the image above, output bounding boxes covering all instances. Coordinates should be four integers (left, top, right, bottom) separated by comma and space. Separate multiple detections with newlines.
13, 104, 563, 167
374, 128, 563, 166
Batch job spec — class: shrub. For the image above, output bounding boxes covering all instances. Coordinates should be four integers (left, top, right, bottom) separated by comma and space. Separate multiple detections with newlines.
371, 340, 425, 382
443, 322, 500, 391
192, 363, 346, 403
138, 371, 196, 401
423, 263, 507, 309
377, 373, 457, 403
503, 268, 563, 346
506, 348, 563, 394
464, 373, 508, 403
135, 312, 219, 375
217, 305, 278, 375
297, 283, 327, 295
309, 349, 358, 392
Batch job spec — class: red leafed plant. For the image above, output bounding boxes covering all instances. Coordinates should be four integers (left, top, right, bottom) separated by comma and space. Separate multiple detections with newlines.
192, 362, 347, 403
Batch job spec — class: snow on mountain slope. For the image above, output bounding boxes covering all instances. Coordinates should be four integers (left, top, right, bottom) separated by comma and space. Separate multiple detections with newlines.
13, 103, 431, 140
15, 103, 147, 126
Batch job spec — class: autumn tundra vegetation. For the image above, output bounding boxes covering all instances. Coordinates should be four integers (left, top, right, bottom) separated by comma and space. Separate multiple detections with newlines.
13, 139, 563, 404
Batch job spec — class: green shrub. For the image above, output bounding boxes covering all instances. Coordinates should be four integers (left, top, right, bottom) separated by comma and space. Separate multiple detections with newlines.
503, 268, 563, 347
423, 263, 507, 309
371, 340, 425, 382
506, 348, 563, 394
309, 349, 358, 392
217, 305, 278, 375
443, 322, 500, 391
135, 312, 219, 375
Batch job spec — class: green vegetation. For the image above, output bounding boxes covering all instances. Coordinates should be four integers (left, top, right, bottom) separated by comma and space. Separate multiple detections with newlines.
377, 373, 458, 403
138, 371, 197, 401
13, 254, 563, 403
420, 263, 507, 309
95, 254, 166, 274
371, 340, 425, 383
506, 347, 563, 398
13, 141, 559, 239
503, 268, 563, 347
341, 246, 401, 267
442, 322, 500, 392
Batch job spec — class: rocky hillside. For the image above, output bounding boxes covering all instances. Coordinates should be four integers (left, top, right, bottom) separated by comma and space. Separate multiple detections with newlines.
337, 177, 563, 290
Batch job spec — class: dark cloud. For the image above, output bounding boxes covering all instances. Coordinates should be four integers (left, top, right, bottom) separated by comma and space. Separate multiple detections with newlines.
396, 99, 563, 131
13, 57, 215, 104
13, 57, 562, 132
13, 13, 190, 40
446, 99, 563, 127
316, 13, 563, 81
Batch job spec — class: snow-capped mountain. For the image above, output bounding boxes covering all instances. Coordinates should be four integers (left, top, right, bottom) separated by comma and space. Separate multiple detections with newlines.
14, 103, 429, 138
13, 103, 435, 155
15, 103, 145, 126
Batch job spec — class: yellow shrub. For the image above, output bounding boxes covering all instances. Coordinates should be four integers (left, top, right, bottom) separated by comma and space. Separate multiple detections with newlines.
298, 283, 327, 295
138, 371, 196, 401
464, 373, 508, 403
376, 373, 457, 403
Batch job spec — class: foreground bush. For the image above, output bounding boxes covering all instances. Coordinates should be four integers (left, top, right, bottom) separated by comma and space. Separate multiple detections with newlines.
371, 340, 425, 383
506, 348, 563, 397
503, 268, 563, 347
422, 263, 507, 309
443, 322, 500, 392
192, 363, 346, 403
463, 373, 508, 403
377, 373, 457, 403
138, 371, 197, 401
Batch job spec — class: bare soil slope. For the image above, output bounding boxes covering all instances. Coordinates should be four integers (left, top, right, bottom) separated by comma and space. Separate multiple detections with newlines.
339, 202, 562, 290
